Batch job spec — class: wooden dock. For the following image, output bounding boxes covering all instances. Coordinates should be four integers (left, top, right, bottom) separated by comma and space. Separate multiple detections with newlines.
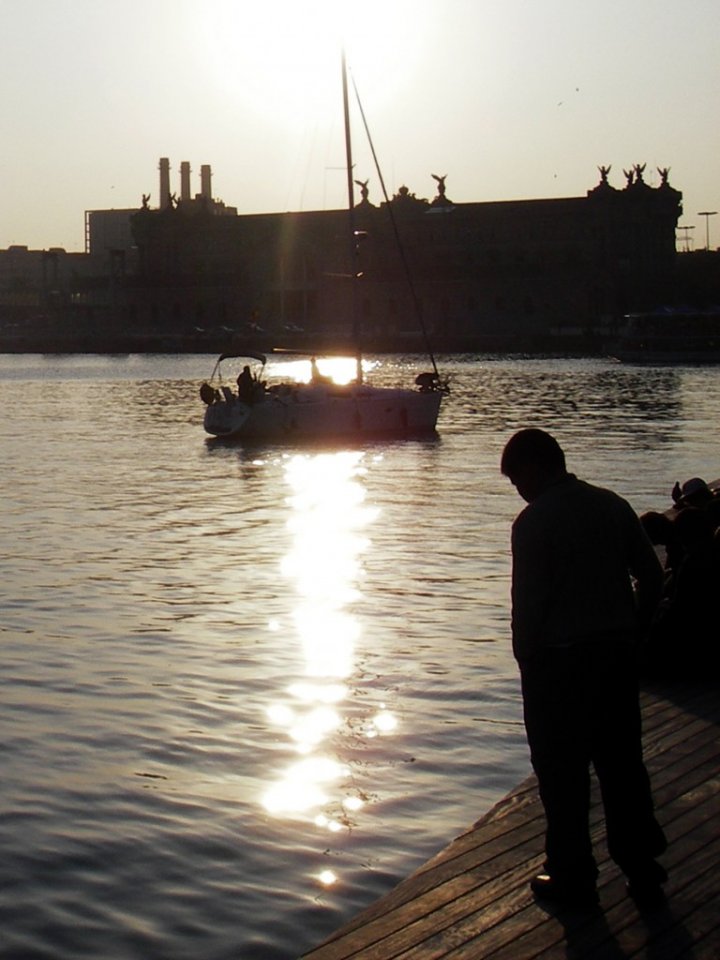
301, 679, 719, 959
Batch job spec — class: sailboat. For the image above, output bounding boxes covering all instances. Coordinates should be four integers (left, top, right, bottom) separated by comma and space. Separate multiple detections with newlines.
200, 53, 447, 441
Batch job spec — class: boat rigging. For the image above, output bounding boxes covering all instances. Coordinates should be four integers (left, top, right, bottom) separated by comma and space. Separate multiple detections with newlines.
199, 51, 448, 440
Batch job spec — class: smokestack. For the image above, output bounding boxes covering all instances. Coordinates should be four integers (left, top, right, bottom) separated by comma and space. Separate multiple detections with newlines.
180, 161, 191, 202
159, 158, 171, 210
200, 164, 212, 202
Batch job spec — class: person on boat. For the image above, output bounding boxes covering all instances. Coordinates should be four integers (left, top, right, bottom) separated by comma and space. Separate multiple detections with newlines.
501, 428, 667, 907
310, 356, 331, 385
237, 365, 255, 403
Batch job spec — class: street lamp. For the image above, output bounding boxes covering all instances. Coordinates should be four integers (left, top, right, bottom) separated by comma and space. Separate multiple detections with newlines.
697, 211, 717, 250
677, 224, 695, 252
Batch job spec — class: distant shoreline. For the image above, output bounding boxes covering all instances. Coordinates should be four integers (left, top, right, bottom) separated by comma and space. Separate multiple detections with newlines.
0, 331, 607, 358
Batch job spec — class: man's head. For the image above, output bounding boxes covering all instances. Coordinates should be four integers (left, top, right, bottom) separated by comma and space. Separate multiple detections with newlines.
501, 428, 567, 503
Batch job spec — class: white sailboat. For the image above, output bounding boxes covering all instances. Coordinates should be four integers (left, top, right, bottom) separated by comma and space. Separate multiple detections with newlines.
200, 53, 447, 441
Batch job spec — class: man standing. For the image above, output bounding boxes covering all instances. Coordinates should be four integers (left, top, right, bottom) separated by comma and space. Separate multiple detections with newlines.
501, 428, 667, 907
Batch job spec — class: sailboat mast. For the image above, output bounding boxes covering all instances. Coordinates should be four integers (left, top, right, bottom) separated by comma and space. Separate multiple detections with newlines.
341, 50, 363, 384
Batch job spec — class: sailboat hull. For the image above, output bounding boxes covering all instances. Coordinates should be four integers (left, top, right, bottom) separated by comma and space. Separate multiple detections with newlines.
204, 384, 442, 439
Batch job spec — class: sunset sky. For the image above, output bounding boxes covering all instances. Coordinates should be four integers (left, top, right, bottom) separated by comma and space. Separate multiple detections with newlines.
1, 0, 718, 252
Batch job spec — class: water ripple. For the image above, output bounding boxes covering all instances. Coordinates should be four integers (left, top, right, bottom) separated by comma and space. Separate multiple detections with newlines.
1, 354, 718, 957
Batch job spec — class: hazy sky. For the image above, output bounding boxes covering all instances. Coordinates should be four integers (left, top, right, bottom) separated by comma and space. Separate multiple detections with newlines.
1, 0, 718, 252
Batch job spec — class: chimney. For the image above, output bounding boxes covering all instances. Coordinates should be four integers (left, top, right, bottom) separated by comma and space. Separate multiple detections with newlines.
159, 158, 171, 209
200, 164, 212, 202
180, 161, 191, 202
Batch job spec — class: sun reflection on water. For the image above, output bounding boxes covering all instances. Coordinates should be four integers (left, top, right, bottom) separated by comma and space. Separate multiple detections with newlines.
261, 451, 391, 868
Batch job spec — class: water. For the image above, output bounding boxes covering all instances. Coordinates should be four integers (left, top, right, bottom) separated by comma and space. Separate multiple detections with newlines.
1, 353, 718, 959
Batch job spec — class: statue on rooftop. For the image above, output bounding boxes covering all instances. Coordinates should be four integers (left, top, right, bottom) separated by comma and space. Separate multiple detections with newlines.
431, 173, 453, 207
587, 164, 617, 198
390, 185, 429, 209
354, 179, 369, 202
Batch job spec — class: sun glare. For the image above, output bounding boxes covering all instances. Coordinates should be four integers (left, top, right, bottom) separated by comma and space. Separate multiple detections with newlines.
266, 356, 376, 386
199, 0, 427, 127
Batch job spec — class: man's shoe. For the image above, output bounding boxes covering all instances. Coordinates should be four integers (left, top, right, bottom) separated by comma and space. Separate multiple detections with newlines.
626, 879, 665, 908
530, 873, 599, 907
626, 863, 668, 908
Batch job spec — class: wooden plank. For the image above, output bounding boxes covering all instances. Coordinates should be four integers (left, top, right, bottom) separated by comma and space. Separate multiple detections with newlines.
301, 680, 720, 960
521, 796, 720, 960
304, 831, 545, 960
301, 750, 715, 959
400, 786, 720, 960
328, 786, 546, 936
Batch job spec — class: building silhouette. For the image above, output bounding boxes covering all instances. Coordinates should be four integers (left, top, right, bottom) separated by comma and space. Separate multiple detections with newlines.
0, 157, 698, 353
126, 159, 684, 351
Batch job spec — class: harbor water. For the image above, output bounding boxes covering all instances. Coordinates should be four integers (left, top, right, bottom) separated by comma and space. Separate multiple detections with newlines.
1, 353, 718, 959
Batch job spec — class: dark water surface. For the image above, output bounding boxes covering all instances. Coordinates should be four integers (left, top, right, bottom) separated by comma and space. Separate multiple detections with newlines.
1, 354, 717, 959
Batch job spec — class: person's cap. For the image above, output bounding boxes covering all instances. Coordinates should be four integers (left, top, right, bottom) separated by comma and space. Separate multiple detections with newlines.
679, 477, 712, 504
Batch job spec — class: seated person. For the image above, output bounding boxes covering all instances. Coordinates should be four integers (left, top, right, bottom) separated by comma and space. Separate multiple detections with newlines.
237, 365, 255, 402
640, 511, 683, 586
646, 507, 720, 677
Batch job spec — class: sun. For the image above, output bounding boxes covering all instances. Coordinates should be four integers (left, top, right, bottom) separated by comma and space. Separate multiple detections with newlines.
198, 0, 429, 129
